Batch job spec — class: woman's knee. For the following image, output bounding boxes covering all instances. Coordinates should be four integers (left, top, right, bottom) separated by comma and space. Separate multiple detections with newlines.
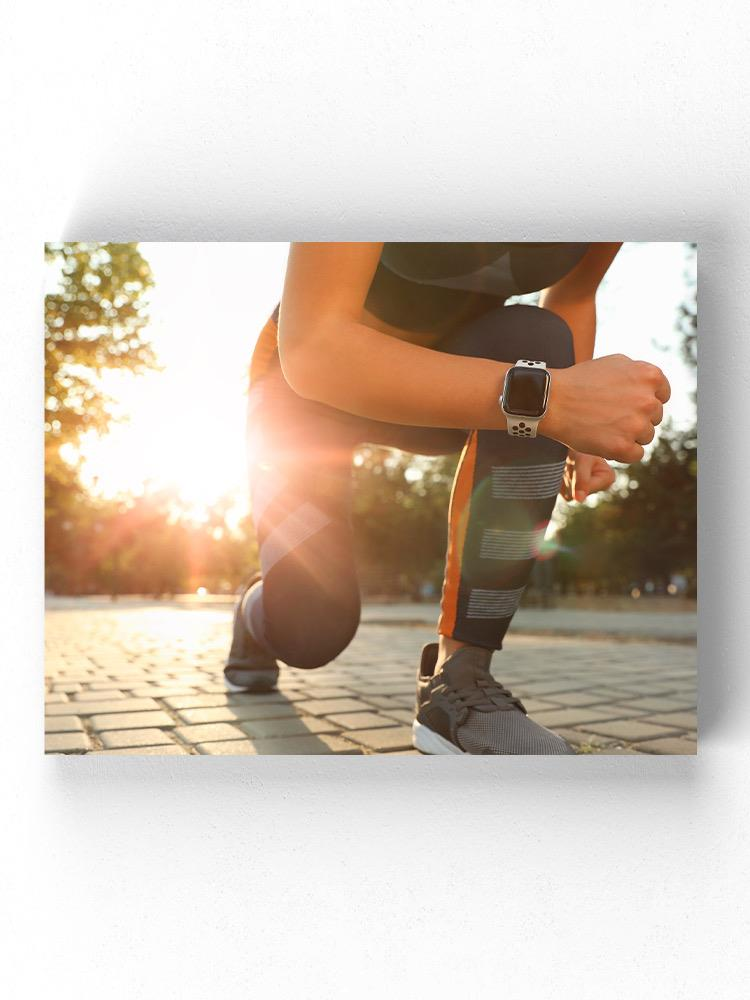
271, 612, 360, 669
445, 304, 575, 370
264, 584, 361, 670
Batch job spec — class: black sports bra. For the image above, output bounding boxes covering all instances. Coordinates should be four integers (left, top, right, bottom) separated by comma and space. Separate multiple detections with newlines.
364, 242, 589, 332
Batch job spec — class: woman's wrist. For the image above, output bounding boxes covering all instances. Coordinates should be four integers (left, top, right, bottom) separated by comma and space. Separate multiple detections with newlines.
539, 366, 572, 445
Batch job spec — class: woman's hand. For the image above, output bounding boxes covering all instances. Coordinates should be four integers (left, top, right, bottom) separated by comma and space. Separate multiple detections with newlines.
560, 451, 616, 503
541, 354, 671, 463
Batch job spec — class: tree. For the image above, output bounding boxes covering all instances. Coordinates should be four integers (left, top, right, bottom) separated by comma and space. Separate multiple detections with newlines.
45, 242, 156, 444
45, 243, 157, 591
677, 242, 697, 375
556, 422, 697, 595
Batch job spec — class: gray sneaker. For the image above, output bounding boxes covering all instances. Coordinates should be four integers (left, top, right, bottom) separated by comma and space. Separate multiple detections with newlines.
413, 643, 574, 755
224, 575, 279, 693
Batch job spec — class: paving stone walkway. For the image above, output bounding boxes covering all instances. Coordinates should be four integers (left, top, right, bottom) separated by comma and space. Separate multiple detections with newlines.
45, 600, 697, 756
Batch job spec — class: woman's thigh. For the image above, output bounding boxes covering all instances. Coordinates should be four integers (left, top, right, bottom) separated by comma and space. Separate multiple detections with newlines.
247, 367, 363, 666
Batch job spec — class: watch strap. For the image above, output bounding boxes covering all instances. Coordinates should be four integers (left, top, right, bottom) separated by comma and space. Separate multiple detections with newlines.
507, 415, 540, 438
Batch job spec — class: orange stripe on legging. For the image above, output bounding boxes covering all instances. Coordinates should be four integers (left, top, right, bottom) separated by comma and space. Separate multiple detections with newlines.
249, 313, 280, 385
438, 430, 478, 637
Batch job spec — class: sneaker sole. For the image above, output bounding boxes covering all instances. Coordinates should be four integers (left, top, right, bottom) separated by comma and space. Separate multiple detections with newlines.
224, 670, 279, 694
412, 720, 465, 755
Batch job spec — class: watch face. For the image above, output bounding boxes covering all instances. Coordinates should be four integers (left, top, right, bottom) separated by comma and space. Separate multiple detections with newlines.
504, 366, 550, 417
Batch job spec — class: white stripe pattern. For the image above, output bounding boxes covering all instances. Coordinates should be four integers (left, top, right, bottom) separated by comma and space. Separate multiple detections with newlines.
260, 502, 332, 574
491, 461, 566, 500
466, 586, 526, 619
479, 527, 546, 561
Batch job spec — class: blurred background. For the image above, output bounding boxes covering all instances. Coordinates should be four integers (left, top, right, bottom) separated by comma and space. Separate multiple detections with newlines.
44, 242, 696, 608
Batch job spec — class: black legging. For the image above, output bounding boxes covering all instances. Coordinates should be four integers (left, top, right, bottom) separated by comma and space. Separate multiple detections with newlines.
243, 304, 573, 669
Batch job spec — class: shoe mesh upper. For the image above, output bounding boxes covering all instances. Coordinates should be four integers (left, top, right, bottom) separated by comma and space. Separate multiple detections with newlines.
417, 643, 574, 755
456, 708, 573, 755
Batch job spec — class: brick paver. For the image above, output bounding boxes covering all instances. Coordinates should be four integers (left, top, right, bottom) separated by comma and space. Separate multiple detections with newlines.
195, 740, 258, 755
44, 715, 84, 733
342, 727, 415, 751
241, 716, 339, 739
175, 704, 300, 724
633, 737, 698, 755
246, 734, 363, 755
99, 728, 179, 749
44, 692, 69, 704
174, 723, 248, 744
45, 731, 91, 754
45, 697, 161, 717
89, 710, 177, 731
45, 600, 697, 756
583, 719, 683, 742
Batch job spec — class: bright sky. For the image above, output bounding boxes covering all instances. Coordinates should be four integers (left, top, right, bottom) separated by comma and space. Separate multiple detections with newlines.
74, 242, 696, 519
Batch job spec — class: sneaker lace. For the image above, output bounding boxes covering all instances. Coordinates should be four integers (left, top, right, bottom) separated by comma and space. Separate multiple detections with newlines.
436, 675, 526, 714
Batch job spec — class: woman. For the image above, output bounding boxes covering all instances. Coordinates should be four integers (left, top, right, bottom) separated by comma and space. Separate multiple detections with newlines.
225, 243, 670, 754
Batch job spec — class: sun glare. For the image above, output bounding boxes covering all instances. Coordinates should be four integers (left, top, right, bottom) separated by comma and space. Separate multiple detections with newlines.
63, 243, 290, 525
77, 418, 247, 519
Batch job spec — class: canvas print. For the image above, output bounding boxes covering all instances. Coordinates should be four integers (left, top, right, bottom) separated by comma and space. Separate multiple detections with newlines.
44, 242, 697, 755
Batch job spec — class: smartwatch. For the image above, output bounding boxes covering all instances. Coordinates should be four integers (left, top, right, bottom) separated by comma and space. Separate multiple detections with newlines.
500, 360, 551, 438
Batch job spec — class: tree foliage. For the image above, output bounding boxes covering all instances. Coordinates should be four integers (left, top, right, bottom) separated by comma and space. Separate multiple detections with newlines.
45, 243, 158, 591
44, 486, 259, 597
45, 242, 156, 443
351, 448, 457, 596
677, 242, 697, 373
555, 423, 697, 595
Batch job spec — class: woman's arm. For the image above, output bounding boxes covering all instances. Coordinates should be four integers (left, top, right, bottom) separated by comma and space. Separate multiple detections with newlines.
278, 242, 515, 431
278, 242, 668, 463
539, 243, 622, 362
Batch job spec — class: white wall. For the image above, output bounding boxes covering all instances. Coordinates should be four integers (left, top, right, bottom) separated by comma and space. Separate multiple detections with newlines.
3, 1, 748, 997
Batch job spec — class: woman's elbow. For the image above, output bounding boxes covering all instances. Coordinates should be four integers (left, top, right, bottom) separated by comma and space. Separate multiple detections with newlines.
277, 332, 328, 402
278, 345, 315, 399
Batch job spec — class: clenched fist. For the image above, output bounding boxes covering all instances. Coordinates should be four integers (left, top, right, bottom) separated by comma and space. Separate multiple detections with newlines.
542, 354, 671, 463
560, 452, 617, 503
